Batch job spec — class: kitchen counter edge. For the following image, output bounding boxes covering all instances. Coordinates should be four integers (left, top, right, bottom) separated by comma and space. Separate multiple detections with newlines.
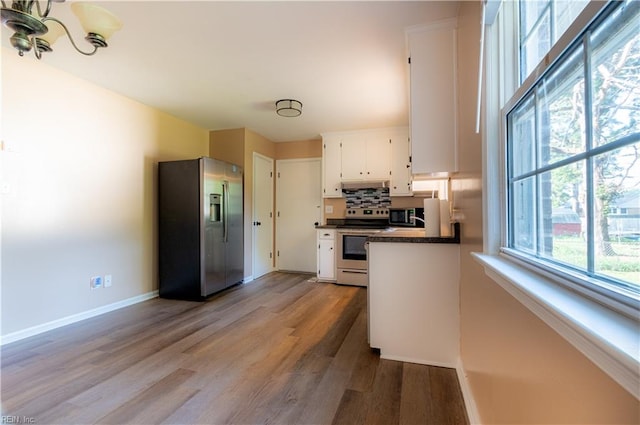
368, 223, 460, 244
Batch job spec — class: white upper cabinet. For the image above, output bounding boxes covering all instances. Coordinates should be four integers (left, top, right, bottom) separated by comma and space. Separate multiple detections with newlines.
341, 132, 391, 181
322, 135, 342, 198
407, 19, 458, 175
390, 128, 412, 196
364, 135, 393, 180
340, 133, 367, 180
322, 127, 408, 198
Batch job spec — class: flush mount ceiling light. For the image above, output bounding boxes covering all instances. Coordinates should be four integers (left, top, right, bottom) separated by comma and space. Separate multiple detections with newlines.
276, 99, 303, 117
1, 0, 122, 59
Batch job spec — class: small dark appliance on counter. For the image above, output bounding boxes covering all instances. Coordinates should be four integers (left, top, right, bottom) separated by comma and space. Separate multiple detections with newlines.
388, 208, 425, 227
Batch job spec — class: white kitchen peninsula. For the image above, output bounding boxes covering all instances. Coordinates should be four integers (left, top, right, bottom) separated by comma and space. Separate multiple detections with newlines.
368, 227, 460, 367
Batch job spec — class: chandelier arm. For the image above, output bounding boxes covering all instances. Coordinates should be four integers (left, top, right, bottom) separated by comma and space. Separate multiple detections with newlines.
34, 0, 53, 19
32, 34, 43, 59
41, 16, 98, 56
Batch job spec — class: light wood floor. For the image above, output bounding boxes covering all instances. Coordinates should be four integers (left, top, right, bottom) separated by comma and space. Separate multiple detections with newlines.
1, 272, 469, 425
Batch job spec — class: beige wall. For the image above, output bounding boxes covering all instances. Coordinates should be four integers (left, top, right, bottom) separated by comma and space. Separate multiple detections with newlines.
1, 49, 209, 336
209, 128, 245, 166
275, 139, 322, 159
455, 3, 639, 424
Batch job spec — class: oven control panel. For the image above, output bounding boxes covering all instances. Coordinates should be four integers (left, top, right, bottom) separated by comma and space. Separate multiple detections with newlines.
345, 207, 389, 218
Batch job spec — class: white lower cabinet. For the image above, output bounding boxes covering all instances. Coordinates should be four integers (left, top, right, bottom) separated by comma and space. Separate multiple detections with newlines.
317, 229, 336, 281
368, 242, 460, 367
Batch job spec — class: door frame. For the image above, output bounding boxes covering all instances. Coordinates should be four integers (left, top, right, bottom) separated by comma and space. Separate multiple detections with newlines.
252, 152, 274, 280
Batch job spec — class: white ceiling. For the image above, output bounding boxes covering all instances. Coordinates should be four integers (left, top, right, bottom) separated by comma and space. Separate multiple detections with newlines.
3, 1, 461, 142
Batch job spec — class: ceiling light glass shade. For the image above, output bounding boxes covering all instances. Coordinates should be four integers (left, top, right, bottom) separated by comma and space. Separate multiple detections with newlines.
40, 20, 66, 45
71, 2, 122, 40
276, 99, 303, 117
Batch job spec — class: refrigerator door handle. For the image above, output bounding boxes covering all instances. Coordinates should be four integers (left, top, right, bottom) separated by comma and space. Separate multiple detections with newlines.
223, 180, 229, 242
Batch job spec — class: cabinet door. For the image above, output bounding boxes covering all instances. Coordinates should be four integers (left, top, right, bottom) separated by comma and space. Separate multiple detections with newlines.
317, 238, 335, 281
340, 134, 367, 180
390, 128, 412, 196
322, 136, 342, 198
408, 20, 457, 174
365, 136, 392, 180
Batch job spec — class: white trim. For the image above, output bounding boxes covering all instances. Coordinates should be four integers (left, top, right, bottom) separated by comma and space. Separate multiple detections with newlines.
0, 291, 159, 346
456, 359, 482, 425
379, 353, 457, 369
252, 152, 275, 280
472, 252, 640, 399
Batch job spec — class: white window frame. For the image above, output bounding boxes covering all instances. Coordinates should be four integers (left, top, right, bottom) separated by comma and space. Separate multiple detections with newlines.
475, 0, 640, 399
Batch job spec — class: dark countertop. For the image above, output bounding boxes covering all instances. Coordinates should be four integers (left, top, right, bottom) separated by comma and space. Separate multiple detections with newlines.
315, 222, 460, 244
368, 223, 460, 244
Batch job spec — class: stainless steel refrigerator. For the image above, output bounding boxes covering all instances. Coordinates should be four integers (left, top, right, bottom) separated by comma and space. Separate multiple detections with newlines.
158, 157, 243, 300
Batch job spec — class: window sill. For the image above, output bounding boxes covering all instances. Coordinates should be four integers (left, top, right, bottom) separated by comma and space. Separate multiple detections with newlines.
471, 252, 639, 399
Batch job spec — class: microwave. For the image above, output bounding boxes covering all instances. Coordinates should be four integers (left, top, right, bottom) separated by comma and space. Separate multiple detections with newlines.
388, 208, 424, 227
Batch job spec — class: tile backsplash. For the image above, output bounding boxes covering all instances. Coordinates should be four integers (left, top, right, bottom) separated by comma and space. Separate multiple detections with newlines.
343, 188, 391, 208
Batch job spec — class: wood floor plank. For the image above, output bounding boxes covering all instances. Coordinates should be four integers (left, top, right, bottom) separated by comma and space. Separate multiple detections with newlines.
1, 272, 469, 425
296, 306, 369, 425
363, 359, 404, 425
332, 389, 369, 425
399, 362, 432, 425
428, 366, 470, 425
96, 368, 199, 424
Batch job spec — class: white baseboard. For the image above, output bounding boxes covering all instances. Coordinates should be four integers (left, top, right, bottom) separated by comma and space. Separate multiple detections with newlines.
0, 291, 158, 346
456, 359, 481, 425
380, 353, 458, 369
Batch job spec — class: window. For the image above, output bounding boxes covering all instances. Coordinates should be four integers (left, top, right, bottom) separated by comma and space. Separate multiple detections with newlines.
506, 1, 640, 307
519, 0, 589, 82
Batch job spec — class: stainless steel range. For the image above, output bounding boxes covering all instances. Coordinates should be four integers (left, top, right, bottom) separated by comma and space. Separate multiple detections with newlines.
334, 207, 389, 287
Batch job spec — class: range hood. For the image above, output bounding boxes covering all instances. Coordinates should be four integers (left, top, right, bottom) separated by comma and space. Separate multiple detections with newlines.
341, 180, 390, 190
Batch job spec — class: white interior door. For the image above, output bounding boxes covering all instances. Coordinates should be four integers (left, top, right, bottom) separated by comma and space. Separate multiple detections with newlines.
276, 158, 322, 273
252, 153, 274, 279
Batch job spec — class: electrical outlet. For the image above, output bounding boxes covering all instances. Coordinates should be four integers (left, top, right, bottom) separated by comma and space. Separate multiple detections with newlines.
90, 276, 103, 289
104, 274, 112, 288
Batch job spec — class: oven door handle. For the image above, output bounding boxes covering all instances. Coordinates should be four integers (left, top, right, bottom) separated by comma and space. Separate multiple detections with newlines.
341, 269, 368, 275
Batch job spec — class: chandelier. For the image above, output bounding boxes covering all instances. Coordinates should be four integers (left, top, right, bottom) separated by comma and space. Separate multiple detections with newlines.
1, 1, 122, 59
